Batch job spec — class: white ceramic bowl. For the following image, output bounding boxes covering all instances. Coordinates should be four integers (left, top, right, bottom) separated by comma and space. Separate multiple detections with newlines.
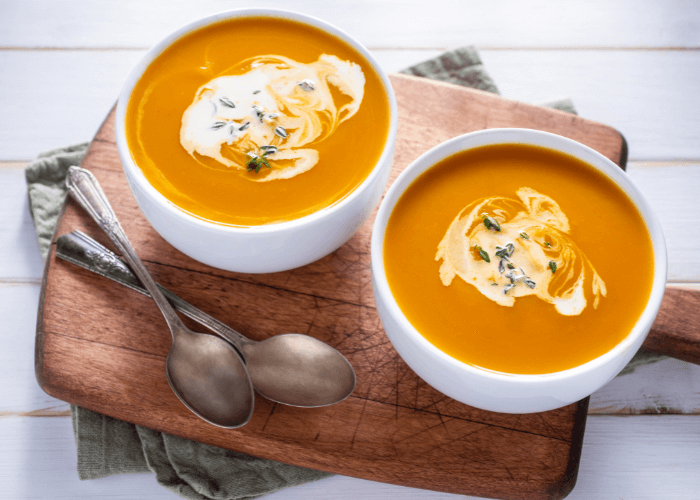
371, 128, 667, 414
115, 9, 397, 274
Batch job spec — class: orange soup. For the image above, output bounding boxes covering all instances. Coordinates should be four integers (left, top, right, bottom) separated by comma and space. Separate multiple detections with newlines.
383, 144, 654, 374
126, 16, 390, 226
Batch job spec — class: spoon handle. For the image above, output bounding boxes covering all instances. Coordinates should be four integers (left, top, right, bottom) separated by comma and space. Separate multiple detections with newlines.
55, 230, 251, 352
65, 167, 186, 333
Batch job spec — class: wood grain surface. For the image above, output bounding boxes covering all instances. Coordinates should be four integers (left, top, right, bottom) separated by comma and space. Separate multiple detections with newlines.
35, 74, 682, 500
643, 287, 700, 364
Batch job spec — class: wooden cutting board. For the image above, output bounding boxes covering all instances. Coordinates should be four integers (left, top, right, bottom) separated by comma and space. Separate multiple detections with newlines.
35, 74, 700, 500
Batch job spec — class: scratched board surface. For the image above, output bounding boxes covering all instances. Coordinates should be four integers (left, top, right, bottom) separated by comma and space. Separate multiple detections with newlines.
35, 74, 633, 500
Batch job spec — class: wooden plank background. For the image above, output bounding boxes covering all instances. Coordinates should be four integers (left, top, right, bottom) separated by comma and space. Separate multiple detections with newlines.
1, 1, 699, 499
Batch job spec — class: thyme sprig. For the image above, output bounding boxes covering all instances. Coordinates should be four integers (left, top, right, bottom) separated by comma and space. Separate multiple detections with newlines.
246, 152, 271, 173
245, 145, 279, 173
477, 237, 539, 294
252, 105, 265, 122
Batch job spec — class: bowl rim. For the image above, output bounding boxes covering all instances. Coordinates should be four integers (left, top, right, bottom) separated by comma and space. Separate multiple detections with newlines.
114, 7, 398, 234
371, 127, 668, 384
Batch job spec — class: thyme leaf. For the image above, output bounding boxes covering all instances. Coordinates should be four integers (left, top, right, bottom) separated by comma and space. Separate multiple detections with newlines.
252, 105, 265, 122
481, 213, 501, 232
475, 245, 490, 263
549, 260, 557, 273
520, 232, 530, 240
495, 242, 515, 258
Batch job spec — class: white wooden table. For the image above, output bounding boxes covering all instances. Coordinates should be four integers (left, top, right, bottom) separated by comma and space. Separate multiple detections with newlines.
2, 1, 699, 498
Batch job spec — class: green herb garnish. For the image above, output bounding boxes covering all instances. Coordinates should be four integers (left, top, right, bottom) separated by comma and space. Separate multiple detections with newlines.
246, 153, 271, 173
495, 242, 514, 258
252, 105, 265, 122
507, 263, 515, 270
475, 245, 490, 263
544, 241, 552, 247
520, 232, 529, 240
481, 213, 501, 232
549, 260, 557, 273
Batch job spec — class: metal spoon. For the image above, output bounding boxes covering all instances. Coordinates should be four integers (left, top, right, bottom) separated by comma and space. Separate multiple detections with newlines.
56, 230, 357, 408
65, 167, 254, 428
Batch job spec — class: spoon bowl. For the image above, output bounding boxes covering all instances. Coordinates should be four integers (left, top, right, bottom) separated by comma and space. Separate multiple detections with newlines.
166, 332, 254, 427
244, 334, 356, 407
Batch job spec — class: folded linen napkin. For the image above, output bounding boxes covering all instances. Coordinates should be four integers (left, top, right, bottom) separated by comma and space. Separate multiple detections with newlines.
27, 46, 664, 499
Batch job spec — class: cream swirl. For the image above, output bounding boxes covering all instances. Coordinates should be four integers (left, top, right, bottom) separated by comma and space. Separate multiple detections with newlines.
436, 187, 606, 316
180, 54, 365, 181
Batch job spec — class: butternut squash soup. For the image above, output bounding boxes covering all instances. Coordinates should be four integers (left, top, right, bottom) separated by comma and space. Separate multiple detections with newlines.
383, 144, 654, 374
125, 16, 390, 226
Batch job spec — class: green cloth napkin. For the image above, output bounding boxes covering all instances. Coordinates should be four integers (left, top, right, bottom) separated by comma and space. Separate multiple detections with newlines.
27, 46, 665, 500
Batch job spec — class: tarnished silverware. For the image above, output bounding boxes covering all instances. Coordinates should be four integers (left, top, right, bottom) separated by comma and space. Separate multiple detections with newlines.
65, 166, 255, 428
56, 230, 357, 408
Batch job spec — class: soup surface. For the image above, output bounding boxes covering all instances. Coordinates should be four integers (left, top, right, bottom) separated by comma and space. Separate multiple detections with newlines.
126, 16, 390, 226
383, 144, 654, 374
